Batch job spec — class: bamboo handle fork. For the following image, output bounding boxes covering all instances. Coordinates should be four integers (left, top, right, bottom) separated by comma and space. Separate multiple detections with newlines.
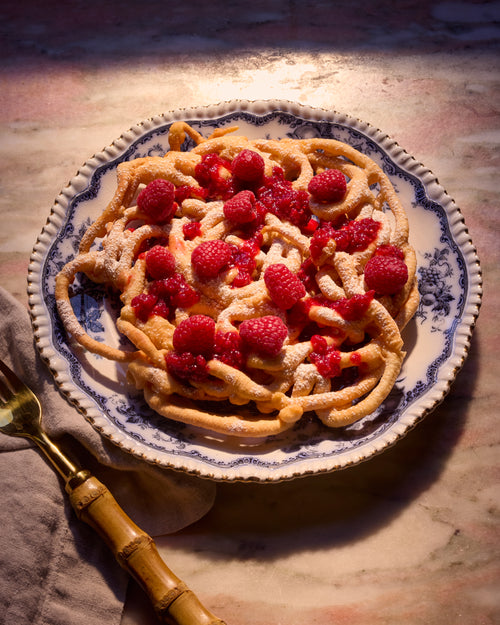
0, 358, 226, 625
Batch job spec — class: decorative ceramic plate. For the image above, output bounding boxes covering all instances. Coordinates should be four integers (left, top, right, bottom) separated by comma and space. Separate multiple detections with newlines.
28, 100, 482, 482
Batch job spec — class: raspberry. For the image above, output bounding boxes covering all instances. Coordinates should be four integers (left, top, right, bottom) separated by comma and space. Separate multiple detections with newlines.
137, 179, 176, 222
149, 273, 200, 309
131, 293, 158, 322
231, 247, 256, 275
152, 299, 170, 319
264, 264, 306, 310
288, 189, 312, 230
172, 315, 216, 357
167, 275, 200, 309
145, 245, 176, 280
214, 330, 244, 369
149, 277, 173, 300
241, 233, 263, 257
232, 270, 253, 288
182, 221, 202, 240
308, 169, 347, 203
232, 149, 265, 183
223, 190, 257, 224
191, 239, 233, 281
364, 255, 408, 295
239, 316, 288, 357
166, 352, 208, 383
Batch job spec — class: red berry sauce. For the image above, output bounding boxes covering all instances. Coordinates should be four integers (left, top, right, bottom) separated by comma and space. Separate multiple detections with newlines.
309, 335, 342, 378
194, 153, 234, 200
182, 220, 202, 240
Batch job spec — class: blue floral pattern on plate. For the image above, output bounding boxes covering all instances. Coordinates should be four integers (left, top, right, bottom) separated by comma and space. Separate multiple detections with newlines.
28, 101, 482, 481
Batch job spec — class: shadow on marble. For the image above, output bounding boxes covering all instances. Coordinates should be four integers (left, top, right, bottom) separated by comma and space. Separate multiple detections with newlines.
2, 0, 500, 67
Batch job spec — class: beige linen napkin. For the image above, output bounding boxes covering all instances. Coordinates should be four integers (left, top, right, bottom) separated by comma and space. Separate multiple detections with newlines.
0, 287, 217, 625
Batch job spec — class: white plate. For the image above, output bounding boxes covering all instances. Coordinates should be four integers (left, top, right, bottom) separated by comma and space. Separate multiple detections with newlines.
28, 100, 482, 482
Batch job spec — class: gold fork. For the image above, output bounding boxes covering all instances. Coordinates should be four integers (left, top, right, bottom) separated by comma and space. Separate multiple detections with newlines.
0, 358, 226, 625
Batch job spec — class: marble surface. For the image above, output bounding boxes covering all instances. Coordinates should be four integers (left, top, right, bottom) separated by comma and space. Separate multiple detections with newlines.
0, 1, 498, 624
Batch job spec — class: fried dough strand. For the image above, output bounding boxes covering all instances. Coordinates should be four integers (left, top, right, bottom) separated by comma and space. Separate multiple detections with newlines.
55, 121, 418, 438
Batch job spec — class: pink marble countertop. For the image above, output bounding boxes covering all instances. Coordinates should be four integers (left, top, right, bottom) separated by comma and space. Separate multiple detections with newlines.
1, 1, 498, 624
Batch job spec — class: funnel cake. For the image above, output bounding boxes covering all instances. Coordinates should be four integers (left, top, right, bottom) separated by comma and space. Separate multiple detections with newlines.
55, 121, 419, 438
